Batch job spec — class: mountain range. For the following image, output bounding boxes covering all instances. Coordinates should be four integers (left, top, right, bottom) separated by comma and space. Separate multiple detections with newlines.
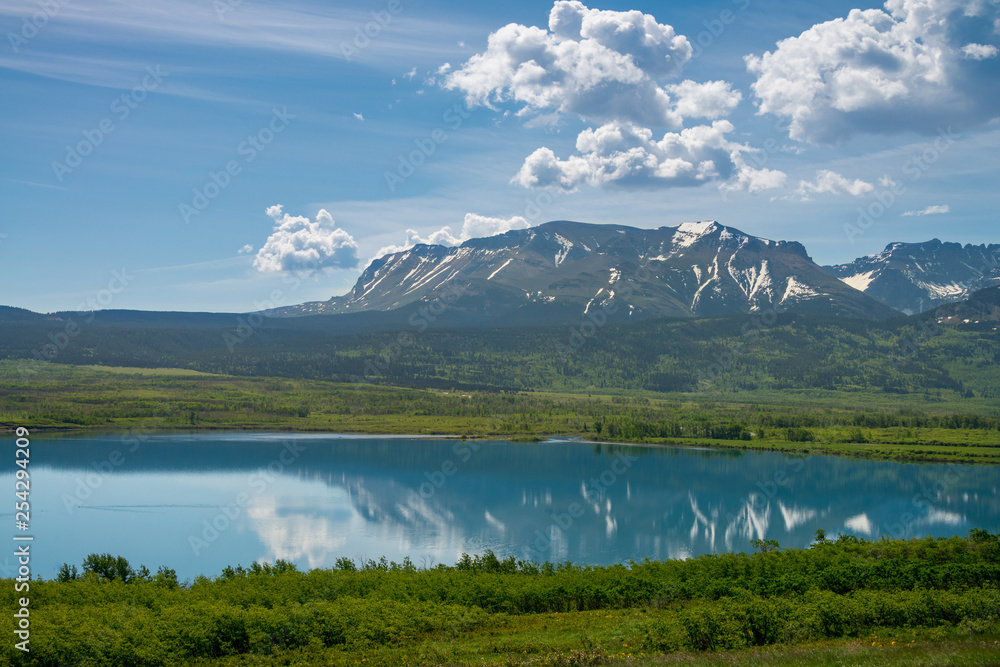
274, 220, 998, 323
824, 239, 1000, 315
2, 220, 996, 330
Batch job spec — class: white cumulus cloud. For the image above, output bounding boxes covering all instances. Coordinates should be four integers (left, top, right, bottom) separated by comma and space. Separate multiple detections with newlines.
438, 1, 784, 193
795, 170, 875, 199
962, 43, 999, 60
725, 157, 789, 195
444, 1, 740, 129
746, 0, 1000, 143
902, 204, 951, 216
511, 120, 787, 192
372, 213, 531, 261
253, 205, 359, 274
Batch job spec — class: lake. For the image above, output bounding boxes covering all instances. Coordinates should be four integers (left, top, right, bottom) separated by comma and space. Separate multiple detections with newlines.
12, 432, 999, 581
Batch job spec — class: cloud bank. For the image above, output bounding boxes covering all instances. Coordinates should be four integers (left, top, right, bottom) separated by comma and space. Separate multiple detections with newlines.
442, 1, 778, 193
444, 1, 743, 128
746, 0, 1000, 143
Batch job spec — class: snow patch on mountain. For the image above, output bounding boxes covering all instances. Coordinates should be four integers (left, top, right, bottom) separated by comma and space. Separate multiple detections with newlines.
916, 281, 968, 299
272, 219, 900, 321
840, 270, 878, 292
554, 234, 573, 267
487, 258, 514, 280
674, 221, 718, 249
781, 276, 821, 304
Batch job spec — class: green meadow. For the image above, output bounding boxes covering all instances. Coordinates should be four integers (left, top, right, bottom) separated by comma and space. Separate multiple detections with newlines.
2, 361, 997, 464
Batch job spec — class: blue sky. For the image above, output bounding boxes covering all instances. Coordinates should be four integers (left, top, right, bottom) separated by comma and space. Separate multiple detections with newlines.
1, 0, 997, 312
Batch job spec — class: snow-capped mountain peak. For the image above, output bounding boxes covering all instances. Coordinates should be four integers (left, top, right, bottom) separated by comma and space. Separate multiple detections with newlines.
275, 220, 897, 322
826, 239, 1000, 314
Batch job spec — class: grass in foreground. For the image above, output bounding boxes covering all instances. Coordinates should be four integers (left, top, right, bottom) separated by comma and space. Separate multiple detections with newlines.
2, 532, 998, 666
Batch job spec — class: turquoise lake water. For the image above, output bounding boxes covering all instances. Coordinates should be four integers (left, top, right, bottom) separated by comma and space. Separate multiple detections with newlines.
9, 433, 998, 581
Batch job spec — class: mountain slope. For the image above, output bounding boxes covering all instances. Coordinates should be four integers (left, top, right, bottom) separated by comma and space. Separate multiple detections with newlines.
825, 239, 1000, 315
277, 221, 898, 321
931, 286, 1000, 325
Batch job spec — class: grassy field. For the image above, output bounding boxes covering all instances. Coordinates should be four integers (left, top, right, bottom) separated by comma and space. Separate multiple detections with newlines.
0, 361, 998, 464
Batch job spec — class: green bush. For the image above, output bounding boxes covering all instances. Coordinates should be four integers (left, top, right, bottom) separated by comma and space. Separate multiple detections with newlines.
2, 533, 998, 664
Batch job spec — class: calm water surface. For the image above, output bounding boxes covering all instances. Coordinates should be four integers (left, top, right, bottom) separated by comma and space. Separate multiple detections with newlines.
11, 433, 999, 581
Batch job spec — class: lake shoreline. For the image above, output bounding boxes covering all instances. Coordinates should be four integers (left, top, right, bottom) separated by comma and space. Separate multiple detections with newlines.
13, 422, 999, 465
4, 361, 998, 466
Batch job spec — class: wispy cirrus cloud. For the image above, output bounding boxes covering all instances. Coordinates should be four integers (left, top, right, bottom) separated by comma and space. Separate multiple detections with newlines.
0, 0, 473, 75
902, 204, 950, 217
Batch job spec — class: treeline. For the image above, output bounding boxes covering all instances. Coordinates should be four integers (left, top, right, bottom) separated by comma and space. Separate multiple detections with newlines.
588, 411, 1000, 443
593, 417, 752, 441
2, 531, 998, 665
2, 310, 998, 400
3, 362, 998, 449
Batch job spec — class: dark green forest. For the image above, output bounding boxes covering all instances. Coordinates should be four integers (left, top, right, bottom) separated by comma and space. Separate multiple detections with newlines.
2, 309, 998, 400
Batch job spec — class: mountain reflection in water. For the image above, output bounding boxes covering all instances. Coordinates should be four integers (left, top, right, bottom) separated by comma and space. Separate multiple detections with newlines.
24, 433, 999, 581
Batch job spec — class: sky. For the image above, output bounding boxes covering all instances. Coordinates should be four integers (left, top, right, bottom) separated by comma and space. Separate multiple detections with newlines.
1, 0, 998, 313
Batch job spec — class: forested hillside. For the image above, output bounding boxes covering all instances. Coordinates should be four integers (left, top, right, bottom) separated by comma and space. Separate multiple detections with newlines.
2, 311, 998, 401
